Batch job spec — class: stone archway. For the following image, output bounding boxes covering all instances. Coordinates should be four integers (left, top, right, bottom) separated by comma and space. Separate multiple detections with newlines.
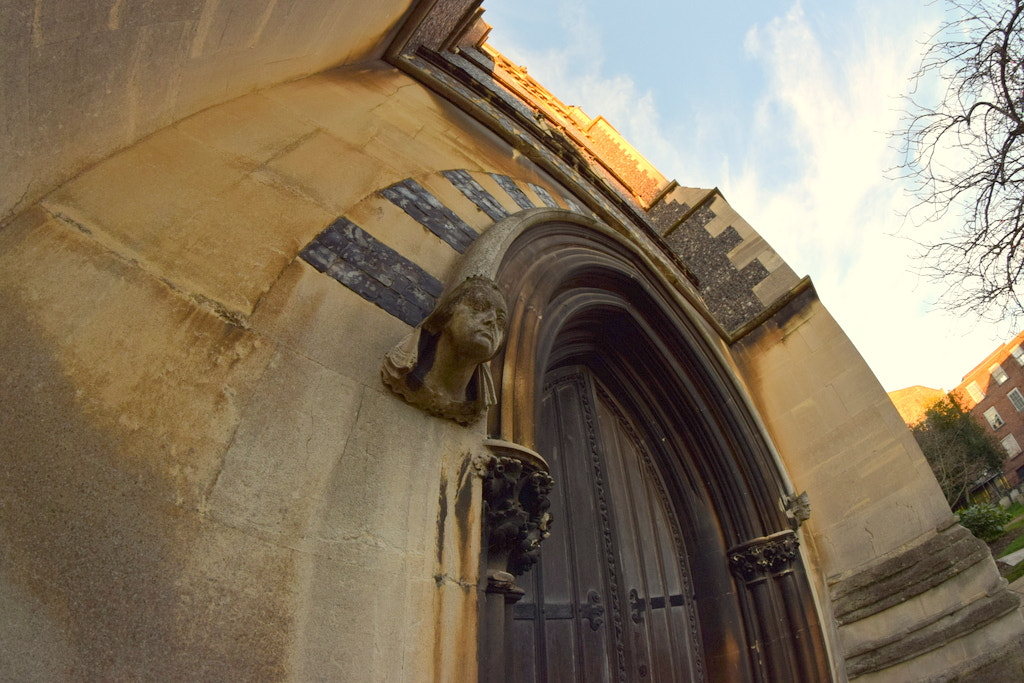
465, 209, 832, 681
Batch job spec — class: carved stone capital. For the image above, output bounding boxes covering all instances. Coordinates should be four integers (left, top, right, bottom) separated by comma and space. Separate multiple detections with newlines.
470, 451, 494, 478
479, 440, 554, 584
728, 530, 800, 583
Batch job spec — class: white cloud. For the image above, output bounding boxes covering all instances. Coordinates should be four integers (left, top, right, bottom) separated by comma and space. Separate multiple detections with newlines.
486, 0, 1014, 391
483, 0, 695, 186
719, 2, 1012, 391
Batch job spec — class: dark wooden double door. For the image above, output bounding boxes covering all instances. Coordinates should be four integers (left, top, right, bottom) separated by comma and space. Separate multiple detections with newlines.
511, 367, 703, 682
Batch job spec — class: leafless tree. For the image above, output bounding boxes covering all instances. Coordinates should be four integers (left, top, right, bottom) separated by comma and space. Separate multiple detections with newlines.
896, 0, 1024, 321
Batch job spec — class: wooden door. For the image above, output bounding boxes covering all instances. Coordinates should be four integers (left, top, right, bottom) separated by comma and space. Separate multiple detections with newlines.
510, 366, 703, 682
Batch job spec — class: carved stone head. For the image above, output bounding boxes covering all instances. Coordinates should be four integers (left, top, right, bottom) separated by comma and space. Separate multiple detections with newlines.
422, 276, 507, 363
382, 276, 508, 424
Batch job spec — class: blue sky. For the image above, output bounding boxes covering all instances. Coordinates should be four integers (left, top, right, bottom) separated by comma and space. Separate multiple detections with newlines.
483, 0, 1015, 392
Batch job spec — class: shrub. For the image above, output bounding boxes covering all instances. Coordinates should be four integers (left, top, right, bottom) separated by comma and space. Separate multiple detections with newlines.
958, 503, 1013, 541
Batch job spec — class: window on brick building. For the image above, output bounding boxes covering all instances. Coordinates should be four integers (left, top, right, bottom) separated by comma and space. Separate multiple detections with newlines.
1012, 345, 1024, 366
1003, 434, 1022, 456
1010, 388, 1024, 412
966, 381, 986, 403
991, 363, 1009, 384
985, 406, 1006, 429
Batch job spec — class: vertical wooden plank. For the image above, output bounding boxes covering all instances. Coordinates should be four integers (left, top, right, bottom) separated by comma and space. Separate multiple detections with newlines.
519, 368, 704, 682
594, 397, 650, 681
553, 374, 613, 682
510, 620, 537, 683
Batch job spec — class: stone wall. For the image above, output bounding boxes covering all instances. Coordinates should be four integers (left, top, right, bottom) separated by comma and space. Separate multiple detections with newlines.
4, 3, 1024, 680
646, 185, 800, 333
0, 62, 573, 680
1, 0, 414, 224
731, 289, 1024, 681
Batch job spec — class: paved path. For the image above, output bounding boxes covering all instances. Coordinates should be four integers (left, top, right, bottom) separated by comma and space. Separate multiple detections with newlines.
999, 547, 1024, 566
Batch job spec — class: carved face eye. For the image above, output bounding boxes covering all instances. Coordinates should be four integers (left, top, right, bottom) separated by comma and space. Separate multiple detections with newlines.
462, 290, 507, 330
444, 296, 507, 360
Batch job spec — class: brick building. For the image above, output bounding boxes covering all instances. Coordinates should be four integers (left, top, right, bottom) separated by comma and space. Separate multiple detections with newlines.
888, 384, 947, 426
954, 331, 1024, 490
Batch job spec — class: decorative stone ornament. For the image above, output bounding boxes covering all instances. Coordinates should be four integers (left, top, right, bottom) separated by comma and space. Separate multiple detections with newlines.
728, 530, 801, 583
785, 490, 812, 529
381, 276, 508, 424
478, 440, 554, 595
476, 440, 555, 683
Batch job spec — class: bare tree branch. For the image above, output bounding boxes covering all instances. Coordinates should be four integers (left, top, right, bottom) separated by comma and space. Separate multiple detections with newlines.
895, 0, 1024, 321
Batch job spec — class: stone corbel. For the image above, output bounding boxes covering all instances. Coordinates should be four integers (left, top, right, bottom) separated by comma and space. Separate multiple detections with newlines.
477, 439, 554, 601
381, 276, 507, 425
785, 490, 811, 529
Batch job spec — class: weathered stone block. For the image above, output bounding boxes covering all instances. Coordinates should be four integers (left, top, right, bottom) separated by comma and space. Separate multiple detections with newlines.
207, 348, 362, 538
380, 178, 479, 253
443, 169, 509, 221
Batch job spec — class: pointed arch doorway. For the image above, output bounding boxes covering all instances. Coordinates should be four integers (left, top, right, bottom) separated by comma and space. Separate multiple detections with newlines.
467, 209, 831, 682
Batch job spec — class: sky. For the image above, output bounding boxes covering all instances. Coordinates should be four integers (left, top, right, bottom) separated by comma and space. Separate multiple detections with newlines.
481, 0, 1018, 392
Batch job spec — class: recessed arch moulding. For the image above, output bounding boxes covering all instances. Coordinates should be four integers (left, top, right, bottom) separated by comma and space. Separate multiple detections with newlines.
439, 207, 833, 681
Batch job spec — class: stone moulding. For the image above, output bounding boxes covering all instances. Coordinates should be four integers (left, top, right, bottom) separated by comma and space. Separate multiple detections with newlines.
844, 590, 1021, 678
829, 520, 1024, 679
445, 207, 830, 676
919, 637, 1024, 683
384, 1, 816, 339
829, 522, 992, 625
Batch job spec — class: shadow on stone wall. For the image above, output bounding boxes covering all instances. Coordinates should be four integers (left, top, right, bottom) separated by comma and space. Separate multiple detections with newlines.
0, 293, 292, 680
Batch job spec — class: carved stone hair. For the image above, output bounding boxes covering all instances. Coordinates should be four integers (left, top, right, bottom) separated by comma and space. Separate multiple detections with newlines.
421, 275, 507, 336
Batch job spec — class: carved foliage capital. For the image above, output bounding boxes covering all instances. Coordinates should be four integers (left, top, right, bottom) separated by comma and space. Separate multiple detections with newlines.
728, 530, 800, 583
478, 441, 554, 578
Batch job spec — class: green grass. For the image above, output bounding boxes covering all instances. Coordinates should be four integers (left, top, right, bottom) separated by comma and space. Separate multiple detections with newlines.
1008, 562, 1024, 583
991, 504, 1024, 582
1006, 502, 1024, 515
997, 533, 1024, 558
